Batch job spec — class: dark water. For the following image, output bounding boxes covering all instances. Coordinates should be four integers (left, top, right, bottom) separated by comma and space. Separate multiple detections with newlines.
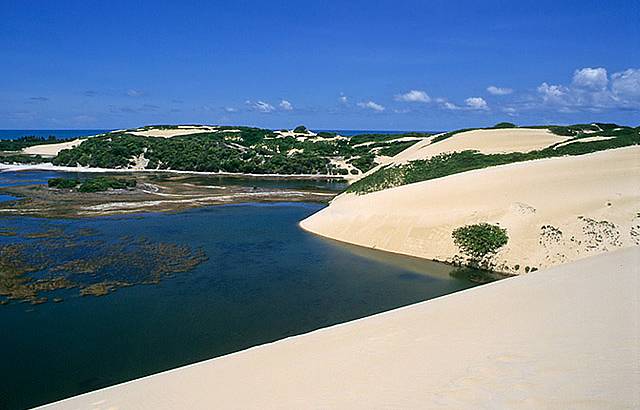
0, 130, 111, 140
0, 171, 478, 409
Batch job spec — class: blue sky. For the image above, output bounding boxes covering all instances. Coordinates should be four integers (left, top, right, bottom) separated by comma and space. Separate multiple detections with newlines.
1, 0, 638, 130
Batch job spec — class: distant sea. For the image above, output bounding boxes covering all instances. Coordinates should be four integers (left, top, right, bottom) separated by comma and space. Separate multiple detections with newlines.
0, 129, 441, 140
0, 129, 112, 140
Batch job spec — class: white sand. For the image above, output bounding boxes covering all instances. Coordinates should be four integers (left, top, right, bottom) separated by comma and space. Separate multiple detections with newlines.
301, 146, 640, 273
553, 135, 615, 149
392, 128, 568, 166
128, 127, 221, 138
39, 248, 639, 409
22, 139, 85, 157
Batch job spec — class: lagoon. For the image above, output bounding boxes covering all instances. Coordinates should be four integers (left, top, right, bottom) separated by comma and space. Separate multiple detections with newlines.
0, 172, 479, 409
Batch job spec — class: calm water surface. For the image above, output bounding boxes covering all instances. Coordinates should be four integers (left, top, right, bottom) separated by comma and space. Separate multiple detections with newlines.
0, 171, 478, 409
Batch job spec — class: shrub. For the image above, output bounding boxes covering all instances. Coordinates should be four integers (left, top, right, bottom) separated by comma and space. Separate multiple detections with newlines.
293, 125, 308, 133
493, 122, 516, 128
452, 223, 508, 260
77, 177, 136, 192
48, 178, 80, 189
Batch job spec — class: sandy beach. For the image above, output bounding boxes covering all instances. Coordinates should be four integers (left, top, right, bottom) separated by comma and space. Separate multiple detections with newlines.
39, 247, 639, 409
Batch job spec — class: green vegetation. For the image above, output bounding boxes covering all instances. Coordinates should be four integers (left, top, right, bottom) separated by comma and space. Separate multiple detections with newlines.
293, 125, 309, 133
49, 126, 431, 175
347, 125, 638, 194
48, 178, 80, 189
0, 154, 47, 164
493, 122, 516, 128
48, 176, 136, 192
0, 136, 66, 151
452, 223, 508, 260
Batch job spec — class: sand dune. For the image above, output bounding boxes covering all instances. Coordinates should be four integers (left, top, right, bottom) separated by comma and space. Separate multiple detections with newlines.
39, 248, 639, 409
128, 127, 223, 138
301, 146, 640, 273
392, 128, 569, 165
22, 139, 85, 157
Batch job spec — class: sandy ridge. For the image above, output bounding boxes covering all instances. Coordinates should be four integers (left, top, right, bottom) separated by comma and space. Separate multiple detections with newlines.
301, 146, 640, 273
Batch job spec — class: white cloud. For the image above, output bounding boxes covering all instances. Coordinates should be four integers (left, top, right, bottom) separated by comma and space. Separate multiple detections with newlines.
339, 94, 348, 104
394, 89, 431, 103
279, 100, 293, 110
487, 85, 513, 95
465, 97, 488, 110
535, 67, 640, 111
224, 107, 237, 113
611, 68, 640, 99
537, 82, 568, 100
246, 100, 275, 112
572, 67, 608, 90
357, 100, 385, 112
126, 89, 144, 97
443, 101, 459, 110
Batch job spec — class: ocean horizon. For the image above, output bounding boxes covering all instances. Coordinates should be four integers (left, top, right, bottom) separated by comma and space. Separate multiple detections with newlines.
0, 128, 443, 140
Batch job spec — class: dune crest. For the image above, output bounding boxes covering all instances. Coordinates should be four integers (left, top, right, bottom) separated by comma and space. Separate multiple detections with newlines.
301, 127, 640, 273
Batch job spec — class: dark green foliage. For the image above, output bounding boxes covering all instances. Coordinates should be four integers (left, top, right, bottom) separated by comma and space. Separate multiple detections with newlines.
316, 132, 338, 138
493, 122, 516, 128
48, 177, 136, 192
48, 178, 80, 189
0, 136, 65, 151
452, 223, 508, 260
347, 125, 639, 194
49, 126, 429, 175
349, 154, 377, 173
293, 125, 308, 133
0, 154, 47, 164
377, 141, 416, 157
77, 177, 136, 192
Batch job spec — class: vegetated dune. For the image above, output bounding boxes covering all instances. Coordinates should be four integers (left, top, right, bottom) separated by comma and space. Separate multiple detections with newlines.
301, 137, 640, 273
128, 126, 234, 138
396, 128, 568, 163
22, 139, 85, 157
39, 248, 639, 409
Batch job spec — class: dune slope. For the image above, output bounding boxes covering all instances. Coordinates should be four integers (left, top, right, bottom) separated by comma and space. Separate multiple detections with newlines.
40, 248, 639, 409
301, 146, 640, 273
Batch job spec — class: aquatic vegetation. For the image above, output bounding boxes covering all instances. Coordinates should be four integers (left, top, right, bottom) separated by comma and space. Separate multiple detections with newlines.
347, 125, 639, 194
48, 176, 137, 192
0, 226, 208, 305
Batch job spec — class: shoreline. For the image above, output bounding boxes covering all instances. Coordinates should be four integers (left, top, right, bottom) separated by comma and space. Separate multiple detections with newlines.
38, 247, 640, 409
0, 163, 356, 181
300, 146, 640, 274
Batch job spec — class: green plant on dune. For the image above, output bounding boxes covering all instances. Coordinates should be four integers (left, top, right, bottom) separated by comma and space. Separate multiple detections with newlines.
452, 223, 508, 261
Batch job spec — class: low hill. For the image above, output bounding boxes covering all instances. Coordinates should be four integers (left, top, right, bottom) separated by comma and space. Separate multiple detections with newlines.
301, 124, 640, 273
2, 125, 432, 177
